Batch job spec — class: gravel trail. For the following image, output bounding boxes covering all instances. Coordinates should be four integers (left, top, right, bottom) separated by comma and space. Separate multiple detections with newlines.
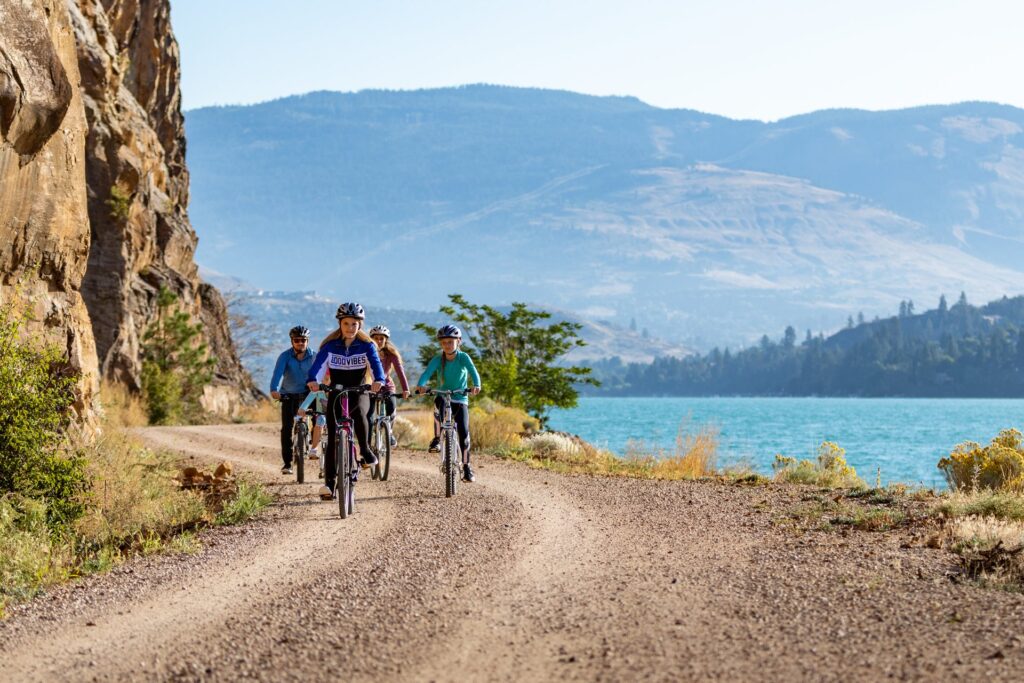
3, 423, 1024, 682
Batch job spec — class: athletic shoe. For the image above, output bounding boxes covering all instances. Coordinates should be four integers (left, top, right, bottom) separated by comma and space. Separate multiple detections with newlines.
319, 485, 333, 500
462, 464, 475, 482
360, 450, 379, 468
308, 447, 319, 460
282, 465, 292, 475
390, 434, 397, 447
428, 437, 440, 452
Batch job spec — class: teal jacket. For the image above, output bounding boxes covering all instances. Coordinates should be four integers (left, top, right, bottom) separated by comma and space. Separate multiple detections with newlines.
417, 351, 481, 404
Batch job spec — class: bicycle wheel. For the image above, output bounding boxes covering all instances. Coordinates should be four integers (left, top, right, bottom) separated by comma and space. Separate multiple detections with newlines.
294, 421, 307, 484
444, 430, 457, 498
370, 423, 382, 481
339, 430, 350, 519
347, 442, 356, 515
379, 422, 392, 482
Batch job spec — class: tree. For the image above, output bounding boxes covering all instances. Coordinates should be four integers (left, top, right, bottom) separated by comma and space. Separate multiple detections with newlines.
938, 294, 948, 316
142, 286, 216, 424
846, 316, 855, 329
783, 326, 797, 349
857, 312, 865, 325
414, 295, 598, 423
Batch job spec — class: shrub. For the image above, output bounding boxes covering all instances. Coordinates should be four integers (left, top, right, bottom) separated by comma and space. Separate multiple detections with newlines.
470, 400, 538, 450
937, 429, 1024, 492
392, 414, 429, 448
524, 432, 583, 459
945, 515, 1024, 589
0, 295, 87, 531
773, 441, 865, 489
935, 491, 1024, 521
623, 423, 719, 480
0, 496, 70, 614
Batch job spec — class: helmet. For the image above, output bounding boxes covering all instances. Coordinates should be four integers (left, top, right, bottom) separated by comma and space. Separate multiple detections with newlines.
436, 324, 463, 340
368, 325, 390, 338
289, 325, 310, 339
335, 302, 365, 320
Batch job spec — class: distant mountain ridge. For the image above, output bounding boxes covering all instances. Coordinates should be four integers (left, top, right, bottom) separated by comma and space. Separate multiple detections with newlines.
184, 86, 1024, 347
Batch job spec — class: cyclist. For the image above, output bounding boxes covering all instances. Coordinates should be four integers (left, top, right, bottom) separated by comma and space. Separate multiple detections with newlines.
306, 302, 385, 500
270, 326, 316, 475
368, 324, 410, 445
414, 324, 481, 482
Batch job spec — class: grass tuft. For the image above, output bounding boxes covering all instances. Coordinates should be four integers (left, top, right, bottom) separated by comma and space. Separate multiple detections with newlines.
215, 480, 272, 526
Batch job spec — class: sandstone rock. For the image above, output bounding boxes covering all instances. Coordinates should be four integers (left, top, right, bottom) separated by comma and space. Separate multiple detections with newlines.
69, 0, 256, 412
0, 0, 99, 416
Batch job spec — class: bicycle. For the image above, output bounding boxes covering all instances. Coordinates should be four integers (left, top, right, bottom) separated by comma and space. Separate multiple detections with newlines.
423, 389, 469, 498
368, 390, 401, 481
280, 392, 309, 484
322, 383, 373, 519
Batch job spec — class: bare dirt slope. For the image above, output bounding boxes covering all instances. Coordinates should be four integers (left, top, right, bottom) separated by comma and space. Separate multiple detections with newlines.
3, 423, 1024, 682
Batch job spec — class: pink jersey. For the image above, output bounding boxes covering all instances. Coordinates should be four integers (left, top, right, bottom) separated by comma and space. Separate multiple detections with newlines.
381, 352, 409, 393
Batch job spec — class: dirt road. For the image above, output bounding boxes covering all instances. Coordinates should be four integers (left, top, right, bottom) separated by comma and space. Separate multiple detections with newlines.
2, 423, 1024, 682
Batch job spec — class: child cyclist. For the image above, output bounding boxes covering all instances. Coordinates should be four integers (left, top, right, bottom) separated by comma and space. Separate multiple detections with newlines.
414, 324, 482, 482
306, 303, 385, 500
368, 325, 411, 446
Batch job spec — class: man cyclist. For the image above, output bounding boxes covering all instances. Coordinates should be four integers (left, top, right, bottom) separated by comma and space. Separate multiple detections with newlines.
270, 326, 316, 475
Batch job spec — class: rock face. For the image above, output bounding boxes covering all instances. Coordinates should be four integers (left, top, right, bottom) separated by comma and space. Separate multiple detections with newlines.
1, 0, 255, 417
0, 0, 99, 414
68, 0, 256, 408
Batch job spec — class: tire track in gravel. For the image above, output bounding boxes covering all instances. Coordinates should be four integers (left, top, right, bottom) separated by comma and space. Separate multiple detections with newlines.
1, 426, 397, 682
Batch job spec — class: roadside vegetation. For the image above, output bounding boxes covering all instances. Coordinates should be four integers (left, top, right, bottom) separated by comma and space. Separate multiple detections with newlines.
0, 296, 269, 617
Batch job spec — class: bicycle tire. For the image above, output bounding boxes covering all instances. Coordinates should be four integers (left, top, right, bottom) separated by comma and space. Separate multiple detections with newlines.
370, 423, 381, 481
294, 421, 307, 484
444, 430, 457, 498
380, 422, 392, 481
339, 430, 350, 519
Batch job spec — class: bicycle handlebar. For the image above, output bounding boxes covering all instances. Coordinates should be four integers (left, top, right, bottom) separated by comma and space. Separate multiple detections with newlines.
319, 383, 374, 394
420, 388, 471, 396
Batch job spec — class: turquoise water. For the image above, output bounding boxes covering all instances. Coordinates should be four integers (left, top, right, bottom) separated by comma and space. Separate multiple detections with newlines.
547, 397, 1024, 487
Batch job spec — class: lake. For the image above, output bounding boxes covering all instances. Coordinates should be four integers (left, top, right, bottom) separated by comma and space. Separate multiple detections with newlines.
547, 397, 1024, 488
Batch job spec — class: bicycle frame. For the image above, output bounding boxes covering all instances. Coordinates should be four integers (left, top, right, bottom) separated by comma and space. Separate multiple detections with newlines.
427, 389, 468, 497
323, 383, 371, 519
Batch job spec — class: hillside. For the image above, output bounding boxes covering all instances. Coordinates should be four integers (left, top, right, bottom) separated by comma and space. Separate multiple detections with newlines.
184, 86, 1024, 347
588, 294, 1024, 396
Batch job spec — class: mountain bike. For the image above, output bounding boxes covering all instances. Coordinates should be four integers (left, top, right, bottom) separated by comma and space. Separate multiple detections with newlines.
280, 393, 308, 484
424, 389, 469, 498
322, 383, 373, 519
368, 391, 400, 482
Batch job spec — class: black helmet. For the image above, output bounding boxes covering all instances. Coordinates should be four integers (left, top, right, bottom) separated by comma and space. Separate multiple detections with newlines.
436, 324, 463, 340
289, 325, 310, 339
335, 302, 365, 320
368, 325, 390, 338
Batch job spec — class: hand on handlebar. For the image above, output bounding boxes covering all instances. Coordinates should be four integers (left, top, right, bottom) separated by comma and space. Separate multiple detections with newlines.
415, 386, 427, 395
371, 381, 383, 393
470, 386, 481, 396
401, 390, 410, 399
271, 390, 281, 401
306, 381, 319, 392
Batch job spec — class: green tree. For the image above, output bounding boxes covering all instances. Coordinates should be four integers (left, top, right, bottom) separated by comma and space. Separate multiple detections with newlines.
141, 287, 216, 424
414, 294, 598, 423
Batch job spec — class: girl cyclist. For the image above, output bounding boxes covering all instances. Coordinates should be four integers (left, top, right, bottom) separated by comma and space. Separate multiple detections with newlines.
306, 302, 385, 500
414, 324, 482, 482
368, 325, 411, 446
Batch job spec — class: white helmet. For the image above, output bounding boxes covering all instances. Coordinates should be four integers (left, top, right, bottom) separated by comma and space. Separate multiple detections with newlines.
369, 325, 390, 338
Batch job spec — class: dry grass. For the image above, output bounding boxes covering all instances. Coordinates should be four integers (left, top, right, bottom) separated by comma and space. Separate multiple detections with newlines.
944, 515, 1024, 590
622, 424, 719, 480
934, 490, 1024, 522
470, 400, 539, 450
98, 381, 149, 429
393, 411, 434, 448
233, 399, 279, 424
74, 430, 209, 551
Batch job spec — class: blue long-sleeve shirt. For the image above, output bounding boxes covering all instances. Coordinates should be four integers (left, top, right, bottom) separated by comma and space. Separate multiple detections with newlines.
417, 351, 481, 405
307, 337, 386, 387
270, 347, 318, 394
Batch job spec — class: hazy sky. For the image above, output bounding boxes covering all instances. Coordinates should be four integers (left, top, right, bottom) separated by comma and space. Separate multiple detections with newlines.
171, 0, 1023, 121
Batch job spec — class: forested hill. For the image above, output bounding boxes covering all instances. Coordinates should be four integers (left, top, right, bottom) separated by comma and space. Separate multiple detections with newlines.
587, 294, 1024, 397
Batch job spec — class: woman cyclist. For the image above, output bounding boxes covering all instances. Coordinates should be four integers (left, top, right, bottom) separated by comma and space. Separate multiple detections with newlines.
414, 324, 481, 482
368, 325, 410, 446
306, 302, 385, 500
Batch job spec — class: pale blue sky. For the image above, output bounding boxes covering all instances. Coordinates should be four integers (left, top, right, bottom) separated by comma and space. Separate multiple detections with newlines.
171, 0, 1023, 121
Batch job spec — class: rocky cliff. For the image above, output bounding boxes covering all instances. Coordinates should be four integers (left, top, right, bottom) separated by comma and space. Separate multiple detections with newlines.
1, 0, 255, 416
71, 0, 256, 409
0, 0, 99, 414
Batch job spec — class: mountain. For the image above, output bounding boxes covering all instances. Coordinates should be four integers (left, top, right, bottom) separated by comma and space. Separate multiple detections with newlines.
183, 86, 1024, 348
230, 290, 690, 391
